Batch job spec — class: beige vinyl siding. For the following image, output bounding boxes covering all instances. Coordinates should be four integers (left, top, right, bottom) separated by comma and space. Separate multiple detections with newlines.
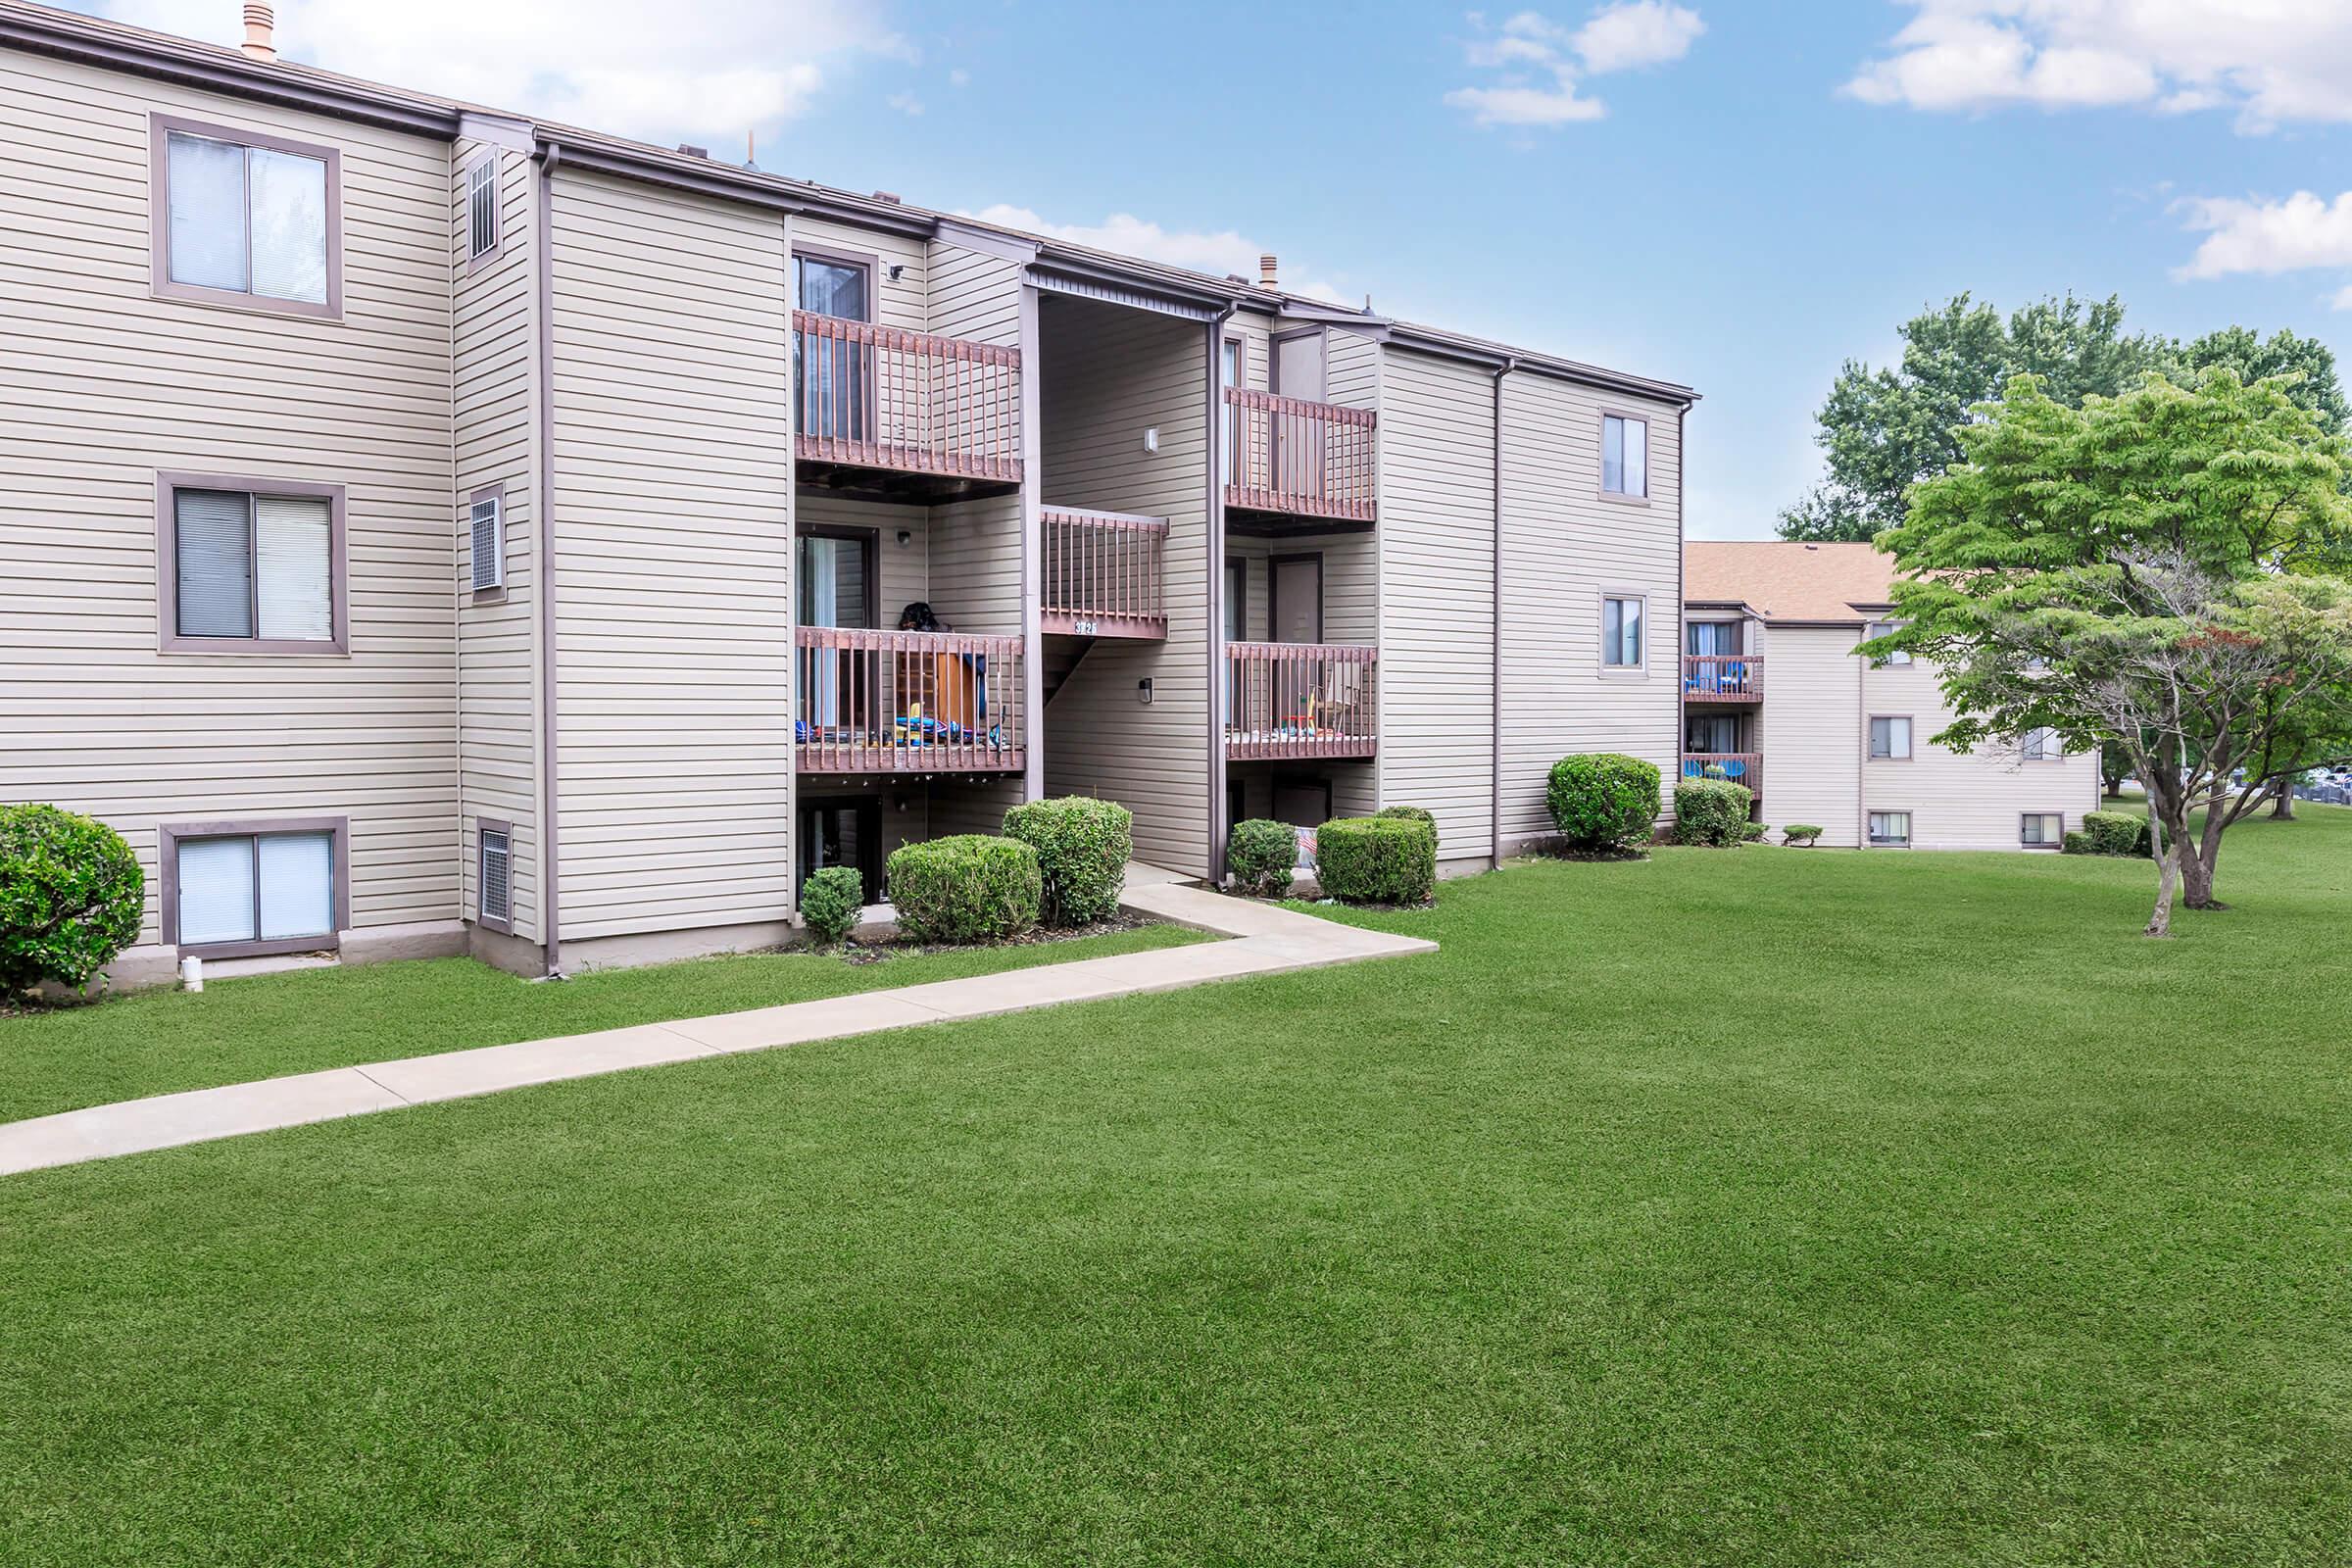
1495, 375, 1682, 851
0, 53, 458, 959
1038, 296, 1212, 873
1863, 652, 2102, 850
547, 169, 793, 941
925, 238, 1022, 348
1325, 327, 1380, 412
1755, 625, 1864, 848
452, 137, 542, 942
793, 215, 924, 328
1376, 347, 1494, 858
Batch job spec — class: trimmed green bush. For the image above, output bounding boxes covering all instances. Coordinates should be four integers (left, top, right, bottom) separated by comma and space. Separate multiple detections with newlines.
1740, 820, 1768, 843
1, 804, 144, 1000
1546, 754, 1661, 854
799, 865, 864, 947
1226, 819, 1297, 898
1672, 780, 1754, 847
1316, 816, 1437, 906
1783, 824, 1825, 848
2061, 830, 2094, 856
1376, 805, 1440, 850
1003, 796, 1132, 927
2083, 810, 2152, 858
886, 835, 1041, 944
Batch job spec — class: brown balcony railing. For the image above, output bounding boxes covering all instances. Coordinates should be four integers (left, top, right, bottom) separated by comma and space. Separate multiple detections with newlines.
793, 311, 1023, 484
1683, 654, 1762, 701
1224, 642, 1378, 760
1041, 507, 1167, 638
1223, 387, 1376, 523
796, 627, 1025, 774
1681, 753, 1762, 795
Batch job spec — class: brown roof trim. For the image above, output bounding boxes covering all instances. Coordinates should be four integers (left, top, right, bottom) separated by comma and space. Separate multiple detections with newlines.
536, 134, 938, 236
0, 3, 461, 137
1387, 323, 1699, 407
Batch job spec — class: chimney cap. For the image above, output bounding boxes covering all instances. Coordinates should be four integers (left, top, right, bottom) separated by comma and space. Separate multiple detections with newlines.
239, 3, 275, 63
1258, 253, 1278, 288
872, 190, 903, 205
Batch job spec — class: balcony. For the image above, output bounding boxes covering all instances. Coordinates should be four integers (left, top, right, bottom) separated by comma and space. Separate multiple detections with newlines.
793, 312, 1023, 500
1223, 388, 1377, 529
1684, 655, 1762, 702
796, 627, 1026, 775
1682, 753, 1762, 795
1041, 507, 1166, 639
1225, 642, 1378, 760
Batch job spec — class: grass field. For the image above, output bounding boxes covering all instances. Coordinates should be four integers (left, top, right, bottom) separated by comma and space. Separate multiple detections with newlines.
0, 923, 1209, 1126
3, 809, 2348, 1565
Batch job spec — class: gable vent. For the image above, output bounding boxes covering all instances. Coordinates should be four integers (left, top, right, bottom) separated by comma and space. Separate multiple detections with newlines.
468, 495, 503, 592
479, 826, 512, 926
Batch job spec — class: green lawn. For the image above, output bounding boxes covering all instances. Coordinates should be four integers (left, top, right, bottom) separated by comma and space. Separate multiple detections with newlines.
4, 810, 2349, 1565
0, 924, 1208, 1126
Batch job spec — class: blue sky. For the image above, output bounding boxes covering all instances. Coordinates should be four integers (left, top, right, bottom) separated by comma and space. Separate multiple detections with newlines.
89, 1, 2352, 537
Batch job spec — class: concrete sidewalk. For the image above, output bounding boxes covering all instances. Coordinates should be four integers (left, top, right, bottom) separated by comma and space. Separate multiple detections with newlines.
0, 876, 1434, 1177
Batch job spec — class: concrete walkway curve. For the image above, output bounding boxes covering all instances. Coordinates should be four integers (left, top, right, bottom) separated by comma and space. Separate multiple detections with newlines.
0, 875, 1434, 1177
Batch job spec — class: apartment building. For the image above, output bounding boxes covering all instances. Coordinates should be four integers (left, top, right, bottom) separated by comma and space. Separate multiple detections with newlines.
0, 1, 1695, 987
1682, 543, 2101, 850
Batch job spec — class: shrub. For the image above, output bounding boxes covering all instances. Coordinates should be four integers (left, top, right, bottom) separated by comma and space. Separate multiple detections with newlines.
1672, 779, 1754, 847
1227, 819, 1297, 898
2061, 830, 2094, 856
0, 804, 144, 1000
885, 835, 1041, 944
1003, 796, 1132, 927
1316, 816, 1437, 906
1375, 805, 1439, 850
1782, 824, 1825, 848
1545, 754, 1661, 855
1740, 820, 1768, 842
2083, 809, 2151, 858
799, 865, 864, 947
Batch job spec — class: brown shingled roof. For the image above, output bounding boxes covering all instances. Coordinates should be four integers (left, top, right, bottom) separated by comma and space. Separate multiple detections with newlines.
1683, 542, 1902, 624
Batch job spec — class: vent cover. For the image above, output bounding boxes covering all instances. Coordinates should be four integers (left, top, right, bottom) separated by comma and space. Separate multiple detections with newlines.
479, 826, 511, 925
468, 496, 502, 592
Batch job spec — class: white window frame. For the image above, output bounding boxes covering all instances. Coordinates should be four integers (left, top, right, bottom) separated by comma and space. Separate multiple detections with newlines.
160, 815, 350, 958
1869, 714, 1914, 761
1867, 810, 1912, 848
465, 153, 501, 266
150, 113, 342, 321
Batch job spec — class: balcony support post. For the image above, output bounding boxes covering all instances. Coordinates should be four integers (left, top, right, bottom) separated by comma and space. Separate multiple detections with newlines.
1018, 280, 1045, 802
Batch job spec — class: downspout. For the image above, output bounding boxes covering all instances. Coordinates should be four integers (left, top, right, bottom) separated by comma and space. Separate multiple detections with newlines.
1205, 303, 1236, 883
1489, 358, 1517, 869
1855, 620, 1867, 850
532, 141, 564, 974
1675, 404, 1688, 836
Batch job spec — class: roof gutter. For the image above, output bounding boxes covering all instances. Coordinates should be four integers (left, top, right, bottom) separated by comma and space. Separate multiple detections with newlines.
1387, 323, 1698, 408
1030, 248, 1250, 318
532, 134, 940, 238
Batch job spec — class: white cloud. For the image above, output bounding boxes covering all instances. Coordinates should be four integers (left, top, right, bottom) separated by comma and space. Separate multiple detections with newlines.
1844, 1, 2352, 132
98, 0, 910, 142
1446, 4, 1703, 129
949, 68, 970, 87
962, 205, 1350, 305
2171, 191, 2352, 311
886, 91, 924, 117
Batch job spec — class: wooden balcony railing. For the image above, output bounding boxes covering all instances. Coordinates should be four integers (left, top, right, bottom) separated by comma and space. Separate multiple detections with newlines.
1224, 642, 1378, 760
1223, 388, 1376, 523
1684, 655, 1762, 701
1682, 753, 1762, 795
793, 311, 1023, 484
796, 627, 1025, 774
1041, 507, 1167, 638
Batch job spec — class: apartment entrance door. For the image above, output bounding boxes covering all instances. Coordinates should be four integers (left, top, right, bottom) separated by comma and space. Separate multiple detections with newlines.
1270, 554, 1322, 644
794, 252, 873, 443
798, 528, 876, 729
1271, 329, 1327, 503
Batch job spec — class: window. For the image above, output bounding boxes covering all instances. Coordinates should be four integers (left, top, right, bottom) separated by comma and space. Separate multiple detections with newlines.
152, 116, 339, 318
2021, 812, 2063, 849
466, 489, 504, 594
2023, 726, 2060, 761
1221, 337, 1245, 482
466, 155, 499, 264
477, 819, 513, 931
1869, 715, 1913, 760
1865, 619, 1912, 665
1601, 414, 1648, 498
793, 249, 875, 443
1602, 594, 1645, 668
157, 474, 346, 654
162, 818, 347, 956
1868, 811, 1912, 847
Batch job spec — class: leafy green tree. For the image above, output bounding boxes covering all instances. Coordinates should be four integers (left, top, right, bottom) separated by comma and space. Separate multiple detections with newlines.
1778, 294, 2168, 542
2167, 326, 2348, 437
1871, 369, 2352, 934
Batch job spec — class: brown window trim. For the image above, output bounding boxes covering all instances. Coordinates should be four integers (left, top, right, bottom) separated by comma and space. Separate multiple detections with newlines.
793, 243, 880, 320
1868, 713, 1916, 761
149, 113, 344, 322
155, 469, 351, 656
798, 522, 882, 628
1866, 809, 1914, 848
1221, 334, 1248, 485
1597, 589, 1650, 679
474, 815, 514, 932
466, 482, 507, 604
1596, 409, 1651, 505
2020, 810, 2065, 851
159, 814, 351, 960
463, 150, 502, 273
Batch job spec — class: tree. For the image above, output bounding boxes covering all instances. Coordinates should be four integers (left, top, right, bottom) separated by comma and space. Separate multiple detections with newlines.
1778, 294, 2169, 542
2169, 326, 2348, 437
1873, 369, 2352, 934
